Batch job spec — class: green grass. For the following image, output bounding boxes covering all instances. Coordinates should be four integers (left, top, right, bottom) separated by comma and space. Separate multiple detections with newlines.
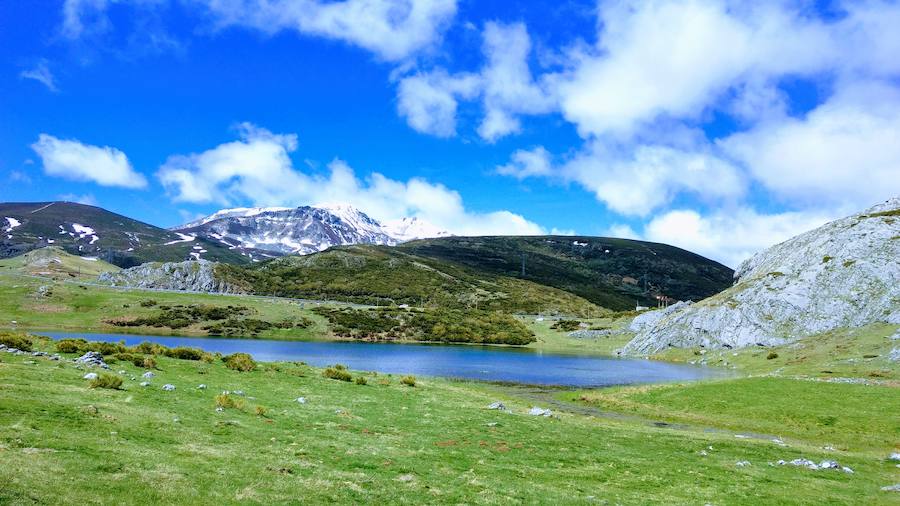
569, 377, 899, 453
1, 335, 897, 504
650, 323, 900, 381
0, 271, 329, 340
522, 315, 635, 355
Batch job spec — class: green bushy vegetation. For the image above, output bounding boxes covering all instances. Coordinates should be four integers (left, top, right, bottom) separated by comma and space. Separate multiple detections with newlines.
400, 375, 417, 387
109, 304, 251, 329
313, 306, 536, 345
0, 331, 33, 351
550, 319, 582, 332
88, 373, 123, 390
223, 352, 256, 372
323, 364, 353, 382
55, 337, 213, 363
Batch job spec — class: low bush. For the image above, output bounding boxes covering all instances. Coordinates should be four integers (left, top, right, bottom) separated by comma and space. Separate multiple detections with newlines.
551, 320, 582, 332
89, 374, 123, 390
323, 366, 353, 382
767, 351, 779, 360
254, 406, 267, 417
400, 375, 417, 387
0, 332, 33, 352
354, 376, 367, 385
139, 299, 158, 307
223, 353, 256, 372
140, 356, 157, 369
215, 394, 243, 410
164, 347, 207, 361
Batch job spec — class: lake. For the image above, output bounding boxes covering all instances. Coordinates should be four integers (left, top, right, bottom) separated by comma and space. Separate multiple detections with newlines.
41, 332, 724, 388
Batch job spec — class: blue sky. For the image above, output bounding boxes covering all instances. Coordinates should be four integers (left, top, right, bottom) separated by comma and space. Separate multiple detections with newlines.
2, 0, 899, 267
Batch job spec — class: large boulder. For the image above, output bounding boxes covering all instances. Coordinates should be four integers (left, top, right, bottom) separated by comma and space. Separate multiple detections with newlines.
98, 259, 240, 293
623, 197, 900, 354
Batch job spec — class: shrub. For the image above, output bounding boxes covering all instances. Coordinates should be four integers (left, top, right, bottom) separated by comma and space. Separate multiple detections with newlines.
0, 332, 33, 352
254, 406, 267, 417
56, 338, 88, 354
400, 375, 417, 387
354, 376, 368, 385
323, 366, 352, 382
90, 374, 123, 390
140, 299, 158, 307
766, 351, 779, 360
164, 347, 206, 361
140, 356, 157, 369
550, 320, 582, 332
223, 353, 256, 372
215, 394, 243, 410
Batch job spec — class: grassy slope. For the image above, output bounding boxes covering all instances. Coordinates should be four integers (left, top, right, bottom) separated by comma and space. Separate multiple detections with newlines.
0, 246, 120, 279
218, 246, 606, 316
0, 202, 249, 267
0, 270, 329, 340
398, 236, 734, 310
1, 337, 897, 504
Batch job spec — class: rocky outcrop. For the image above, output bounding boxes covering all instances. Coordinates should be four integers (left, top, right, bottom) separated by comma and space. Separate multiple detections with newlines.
623, 197, 900, 354
98, 259, 241, 294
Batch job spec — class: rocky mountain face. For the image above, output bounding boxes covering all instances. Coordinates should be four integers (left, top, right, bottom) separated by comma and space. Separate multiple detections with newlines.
98, 259, 241, 293
0, 201, 250, 267
174, 203, 449, 257
623, 197, 900, 355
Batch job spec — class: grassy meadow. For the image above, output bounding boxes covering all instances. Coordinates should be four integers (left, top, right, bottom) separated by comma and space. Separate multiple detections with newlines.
0, 334, 898, 504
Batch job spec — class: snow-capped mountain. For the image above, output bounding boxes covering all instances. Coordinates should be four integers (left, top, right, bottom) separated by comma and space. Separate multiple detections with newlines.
174, 204, 450, 257
382, 216, 452, 242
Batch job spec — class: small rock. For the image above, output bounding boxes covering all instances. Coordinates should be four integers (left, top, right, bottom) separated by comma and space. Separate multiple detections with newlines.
889, 452, 900, 462
296, 397, 307, 404
215, 406, 224, 412
880, 484, 900, 492
142, 371, 155, 379
735, 461, 751, 467
486, 422, 498, 427
173, 417, 180, 423
139, 381, 150, 387
699, 450, 708, 456
74, 351, 108, 369
162, 384, 176, 391
528, 407, 553, 417
487, 401, 507, 411
233, 390, 245, 396
197, 384, 207, 390
83, 372, 98, 380
397, 474, 415, 483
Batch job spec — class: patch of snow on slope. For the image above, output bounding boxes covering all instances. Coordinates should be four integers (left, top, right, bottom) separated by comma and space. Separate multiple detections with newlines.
4, 217, 21, 232
164, 233, 196, 245
71, 224, 95, 238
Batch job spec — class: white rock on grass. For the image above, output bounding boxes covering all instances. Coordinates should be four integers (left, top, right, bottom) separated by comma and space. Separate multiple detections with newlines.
197, 384, 207, 390
889, 452, 900, 461
487, 402, 507, 411
528, 407, 553, 417
735, 461, 751, 467
139, 381, 150, 387
142, 371, 155, 379
296, 397, 307, 404
881, 484, 900, 492
162, 384, 176, 391
624, 197, 900, 354
83, 373, 98, 380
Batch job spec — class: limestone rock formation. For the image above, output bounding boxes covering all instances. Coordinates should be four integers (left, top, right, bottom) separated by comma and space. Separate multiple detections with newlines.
623, 197, 900, 354
98, 259, 240, 294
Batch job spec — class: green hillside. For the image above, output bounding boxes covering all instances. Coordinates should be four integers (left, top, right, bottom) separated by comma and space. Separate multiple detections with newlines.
217, 245, 605, 316
0, 201, 250, 267
0, 246, 119, 280
398, 236, 733, 310
216, 235, 733, 313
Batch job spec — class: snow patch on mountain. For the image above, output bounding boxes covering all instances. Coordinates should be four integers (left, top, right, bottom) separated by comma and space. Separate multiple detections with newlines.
4, 217, 21, 232
164, 233, 196, 245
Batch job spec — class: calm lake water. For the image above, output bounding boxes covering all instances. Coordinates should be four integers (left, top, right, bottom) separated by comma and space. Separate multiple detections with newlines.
41, 332, 723, 388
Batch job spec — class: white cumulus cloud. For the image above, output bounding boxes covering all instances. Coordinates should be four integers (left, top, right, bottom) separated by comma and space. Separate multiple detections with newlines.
158, 123, 545, 236
31, 134, 148, 189
194, 0, 458, 61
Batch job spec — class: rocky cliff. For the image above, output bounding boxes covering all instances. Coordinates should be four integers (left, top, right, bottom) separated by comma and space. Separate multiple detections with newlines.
623, 197, 900, 355
98, 259, 241, 294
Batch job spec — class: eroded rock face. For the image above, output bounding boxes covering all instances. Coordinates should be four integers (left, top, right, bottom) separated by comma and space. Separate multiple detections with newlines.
98, 259, 240, 294
623, 197, 900, 355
